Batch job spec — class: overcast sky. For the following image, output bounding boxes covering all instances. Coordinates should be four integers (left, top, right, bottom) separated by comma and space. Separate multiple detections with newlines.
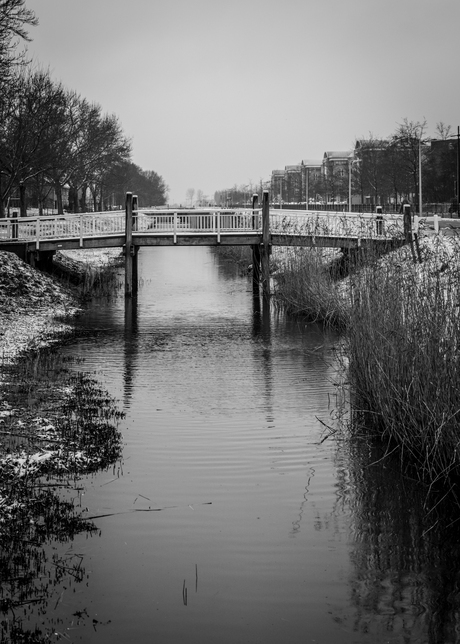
24, 0, 460, 204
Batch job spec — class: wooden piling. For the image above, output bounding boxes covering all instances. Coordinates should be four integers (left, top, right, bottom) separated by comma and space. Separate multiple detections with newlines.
261, 190, 270, 299
132, 195, 139, 295
251, 193, 260, 295
125, 192, 133, 297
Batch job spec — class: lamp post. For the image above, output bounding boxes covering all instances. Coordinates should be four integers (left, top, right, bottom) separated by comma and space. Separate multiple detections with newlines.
348, 157, 359, 213
418, 136, 423, 217
348, 158, 352, 212
447, 127, 460, 214
439, 128, 459, 215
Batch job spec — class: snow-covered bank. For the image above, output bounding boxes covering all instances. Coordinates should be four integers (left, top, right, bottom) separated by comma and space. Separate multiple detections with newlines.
0, 248, 122, 362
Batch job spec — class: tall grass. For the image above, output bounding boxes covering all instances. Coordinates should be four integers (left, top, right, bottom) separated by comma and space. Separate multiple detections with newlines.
273, 235, 460, 485
345, 236, 460, 484
272, 246, 349, 329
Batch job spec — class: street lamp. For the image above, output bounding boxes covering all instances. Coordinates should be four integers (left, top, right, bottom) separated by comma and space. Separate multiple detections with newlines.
418, 136, 423, 217
348, 157, 359, 213
435, 127, 459, 215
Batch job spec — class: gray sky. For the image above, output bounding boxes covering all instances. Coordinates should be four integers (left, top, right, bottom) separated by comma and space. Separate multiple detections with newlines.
25, 0, 460, 204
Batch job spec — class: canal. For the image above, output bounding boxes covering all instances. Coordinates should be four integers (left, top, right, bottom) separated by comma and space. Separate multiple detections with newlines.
42, 246, 460, 642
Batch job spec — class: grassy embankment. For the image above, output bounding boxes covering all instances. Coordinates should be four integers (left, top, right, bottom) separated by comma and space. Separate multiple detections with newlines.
273, 234, 460, 487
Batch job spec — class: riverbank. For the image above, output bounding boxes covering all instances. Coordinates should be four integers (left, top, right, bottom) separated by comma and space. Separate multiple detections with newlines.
0, 248, 124, 641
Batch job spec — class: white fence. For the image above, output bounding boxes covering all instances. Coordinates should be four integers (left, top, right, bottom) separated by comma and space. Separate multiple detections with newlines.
0, 208, 440, 247
0, 211, 125, 245
269, 209, 404, 239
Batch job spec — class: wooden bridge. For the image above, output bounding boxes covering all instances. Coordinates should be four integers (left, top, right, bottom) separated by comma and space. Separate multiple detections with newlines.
0, 191, 437, 297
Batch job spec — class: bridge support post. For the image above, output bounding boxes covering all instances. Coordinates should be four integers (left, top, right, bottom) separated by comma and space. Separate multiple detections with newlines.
125, 192, 134, 297
251, 194, 260, 294
132, 195, 139, 295
252, 244, 260, 295
261, 190, 270, 299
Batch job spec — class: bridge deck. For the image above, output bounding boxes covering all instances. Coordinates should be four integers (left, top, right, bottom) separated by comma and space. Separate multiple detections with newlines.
0, 208, 410, 253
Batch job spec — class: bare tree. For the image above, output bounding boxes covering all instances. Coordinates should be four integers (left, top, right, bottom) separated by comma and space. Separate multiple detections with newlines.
186, 188, 195, 207
386, 119, 428, 208
0, 0, 37, 83
0, 69, 66, 216
195, 189, 205, 207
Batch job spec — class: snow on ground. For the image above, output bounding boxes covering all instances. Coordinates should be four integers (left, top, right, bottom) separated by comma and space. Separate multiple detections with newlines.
0, 248, 121, 364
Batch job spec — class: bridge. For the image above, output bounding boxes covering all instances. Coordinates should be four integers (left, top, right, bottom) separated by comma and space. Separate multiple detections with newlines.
0, 190, 441, 297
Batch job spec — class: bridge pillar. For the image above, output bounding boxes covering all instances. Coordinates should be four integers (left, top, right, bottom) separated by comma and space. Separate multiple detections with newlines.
252, 244, 260, 295
125, 192, 134, 297
261, 190, 270, 299
251, 194, 260, 294
132, 246, 139, 295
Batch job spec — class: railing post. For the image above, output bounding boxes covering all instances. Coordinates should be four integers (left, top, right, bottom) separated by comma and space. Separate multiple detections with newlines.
132, 195, 138, 232
376, 205, 384, 236
261, 190, 270, 299
11, 210, 18, 240
252, 193, 258, 230
125, 192, 133, 297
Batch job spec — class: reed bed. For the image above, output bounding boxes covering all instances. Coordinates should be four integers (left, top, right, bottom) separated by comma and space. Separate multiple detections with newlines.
272, 246, 349, 330
273, 234, 460, 486
346, 235, 460, 484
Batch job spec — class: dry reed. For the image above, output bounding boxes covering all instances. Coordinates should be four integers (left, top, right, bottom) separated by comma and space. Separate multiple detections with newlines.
274, 234, 460, 485
272, 246, 349, 329
346, 235, 460, 484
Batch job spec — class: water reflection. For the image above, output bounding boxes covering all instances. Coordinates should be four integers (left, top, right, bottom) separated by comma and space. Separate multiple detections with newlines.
46, 245, 460, 643
335, 435, 460, 643
123, 294, 138, 407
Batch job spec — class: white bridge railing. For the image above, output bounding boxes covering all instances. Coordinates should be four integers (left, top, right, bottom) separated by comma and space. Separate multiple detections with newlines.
269, 209, 404, 239
0, 207, 416, 246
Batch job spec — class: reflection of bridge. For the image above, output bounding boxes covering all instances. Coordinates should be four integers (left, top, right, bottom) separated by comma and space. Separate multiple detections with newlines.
0, 191, 416, 297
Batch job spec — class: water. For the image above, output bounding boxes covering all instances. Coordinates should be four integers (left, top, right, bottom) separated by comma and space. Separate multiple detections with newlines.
41, 247, 460, 643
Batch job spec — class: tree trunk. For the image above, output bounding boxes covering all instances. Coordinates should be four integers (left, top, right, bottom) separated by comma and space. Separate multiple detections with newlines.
68, 186, 79, 213
19, 182, 27, 217
80, 184, 87, 212
54, 183, 63, 214
0, 174, 4, 218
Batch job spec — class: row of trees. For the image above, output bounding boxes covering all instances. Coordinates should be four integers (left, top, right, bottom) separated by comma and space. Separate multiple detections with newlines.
0, 0, 168, 216
355, 119, 458, 210
215, 119, 458, 210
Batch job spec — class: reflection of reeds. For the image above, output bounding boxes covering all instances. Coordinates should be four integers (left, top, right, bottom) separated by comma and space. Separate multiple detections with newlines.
336, 430, 460, 642
80, 260, 124, 299
0, 349, 123, 640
